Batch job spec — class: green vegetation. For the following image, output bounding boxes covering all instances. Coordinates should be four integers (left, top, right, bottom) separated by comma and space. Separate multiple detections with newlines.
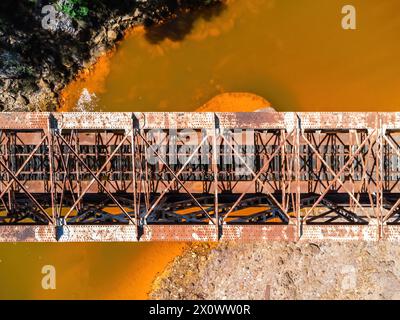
55, 0, 89, 20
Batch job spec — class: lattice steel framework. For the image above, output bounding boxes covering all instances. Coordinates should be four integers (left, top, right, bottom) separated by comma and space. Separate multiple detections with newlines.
1, 112, 400, 241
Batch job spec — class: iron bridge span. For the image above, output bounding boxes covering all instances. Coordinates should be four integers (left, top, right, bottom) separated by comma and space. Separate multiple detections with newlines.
1, 112, 400, 241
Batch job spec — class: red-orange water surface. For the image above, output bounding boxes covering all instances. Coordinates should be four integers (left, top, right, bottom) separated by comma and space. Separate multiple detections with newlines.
0, 242, 186, 299
62, 0, 400, 112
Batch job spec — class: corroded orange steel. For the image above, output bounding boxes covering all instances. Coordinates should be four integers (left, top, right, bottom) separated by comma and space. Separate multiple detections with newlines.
1, 112, 400, 242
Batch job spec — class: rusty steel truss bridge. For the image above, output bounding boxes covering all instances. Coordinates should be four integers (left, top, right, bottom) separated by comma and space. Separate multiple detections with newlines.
2, 112, 400, 242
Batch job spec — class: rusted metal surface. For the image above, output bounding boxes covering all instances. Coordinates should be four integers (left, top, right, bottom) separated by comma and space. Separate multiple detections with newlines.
0, 225, 54, 242
300, 225, 380, 242
1, 112, 400, 241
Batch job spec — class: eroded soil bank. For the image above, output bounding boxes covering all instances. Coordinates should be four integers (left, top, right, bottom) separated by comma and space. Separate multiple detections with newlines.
150, 241, 400, 300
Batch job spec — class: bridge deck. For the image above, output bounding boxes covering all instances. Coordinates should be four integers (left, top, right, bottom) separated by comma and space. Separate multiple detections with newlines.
1, 112, 400, 241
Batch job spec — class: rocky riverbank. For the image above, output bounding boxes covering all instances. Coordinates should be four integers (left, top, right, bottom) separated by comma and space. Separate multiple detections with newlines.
0, 0, 223, 111
150, 241, 400, 300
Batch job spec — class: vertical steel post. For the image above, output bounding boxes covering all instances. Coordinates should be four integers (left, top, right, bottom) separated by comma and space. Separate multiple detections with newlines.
74, 130, 82, 213
213, 114, 220, 240
281, 129, 286, 212
47, 115, 56, 226
295, 114, 301, 240
377, 115, 384, 239
130, 125, 140, 240
4, 132, 13, 214
349, 130, 355, 212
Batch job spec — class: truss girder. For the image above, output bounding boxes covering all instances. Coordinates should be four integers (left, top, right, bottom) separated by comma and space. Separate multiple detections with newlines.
0, 112, 400, 241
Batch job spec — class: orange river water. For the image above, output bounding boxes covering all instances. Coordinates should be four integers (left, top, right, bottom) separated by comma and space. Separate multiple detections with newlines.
2, 0, 400, 299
